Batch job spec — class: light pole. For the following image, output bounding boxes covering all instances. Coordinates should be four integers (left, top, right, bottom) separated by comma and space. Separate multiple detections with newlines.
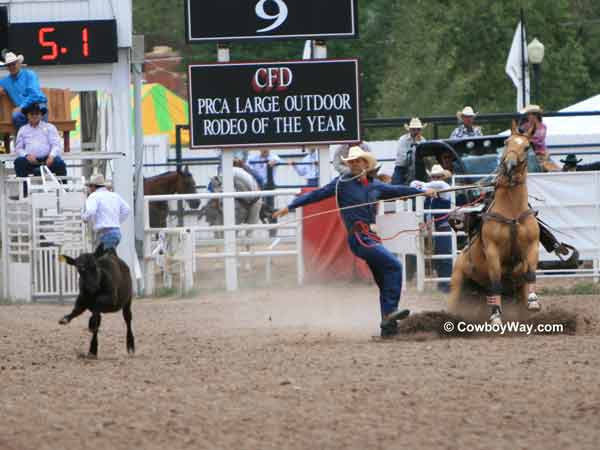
528, 38, 545, 104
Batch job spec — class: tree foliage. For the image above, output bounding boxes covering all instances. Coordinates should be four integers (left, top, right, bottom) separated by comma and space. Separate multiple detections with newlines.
133, 0, 600, 138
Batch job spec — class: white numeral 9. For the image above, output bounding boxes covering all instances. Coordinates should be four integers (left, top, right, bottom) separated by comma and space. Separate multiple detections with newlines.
255, 0, 288, 33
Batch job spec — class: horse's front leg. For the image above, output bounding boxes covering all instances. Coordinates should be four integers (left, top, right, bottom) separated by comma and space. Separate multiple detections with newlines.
448, 255, 467, 314
87, 313, 101, 358
523, 243, 541, 311
484, 244, 504, 325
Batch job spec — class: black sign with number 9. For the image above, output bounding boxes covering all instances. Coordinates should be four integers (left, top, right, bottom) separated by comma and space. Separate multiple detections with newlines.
185, 0, 358, 42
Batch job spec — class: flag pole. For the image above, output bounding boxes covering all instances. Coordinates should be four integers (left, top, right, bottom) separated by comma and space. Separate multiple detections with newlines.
520, 8, 527, 108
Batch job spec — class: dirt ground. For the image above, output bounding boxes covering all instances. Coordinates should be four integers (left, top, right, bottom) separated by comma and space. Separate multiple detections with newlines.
1, 282, 599, 450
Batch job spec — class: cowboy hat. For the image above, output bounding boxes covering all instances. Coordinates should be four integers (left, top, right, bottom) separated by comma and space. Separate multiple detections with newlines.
22, 103, 48, 115
427, 164, 452, 179
456, 106, 477, 120
560, 154, 582, 165
86, 174, 106, 187
342, 145, 378, 171
521, 104, 543, 115
1, 51, 25, 66
404, 117, 426, 131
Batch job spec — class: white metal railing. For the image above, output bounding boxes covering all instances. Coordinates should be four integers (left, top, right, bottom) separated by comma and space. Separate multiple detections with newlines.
142, 189, 302, 295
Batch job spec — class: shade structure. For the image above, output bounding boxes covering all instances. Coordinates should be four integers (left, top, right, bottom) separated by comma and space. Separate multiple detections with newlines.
70, 83, 189, 146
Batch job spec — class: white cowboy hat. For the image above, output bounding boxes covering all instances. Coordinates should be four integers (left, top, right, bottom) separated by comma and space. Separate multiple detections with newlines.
521, 104, 543, 115
86, 173, 106, 186
427, 164, 452, 179
342, 145, 378, 171
1, 51, 25, 66
404, 117, 426, 131
457, 106, 477, 119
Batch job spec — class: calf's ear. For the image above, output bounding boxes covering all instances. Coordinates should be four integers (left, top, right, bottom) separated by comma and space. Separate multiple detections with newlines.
59, 255, 76, 265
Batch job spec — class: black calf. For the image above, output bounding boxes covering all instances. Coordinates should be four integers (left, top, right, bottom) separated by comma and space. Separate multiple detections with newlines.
59, 245, 134, 358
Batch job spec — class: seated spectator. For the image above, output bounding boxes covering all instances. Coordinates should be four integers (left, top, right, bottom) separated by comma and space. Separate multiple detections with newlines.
332, 141, 372, 175
0, 52, 48, 132
14, 103, 66, 180
561, 154, 582, 172
393, 118, 426, 185
450, 106, 482, 139
291, 148, 319, 186
520, 104, 559, 172
437, 149, 457, 175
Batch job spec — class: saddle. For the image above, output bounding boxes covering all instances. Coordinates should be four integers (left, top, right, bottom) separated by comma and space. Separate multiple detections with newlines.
448, 200, 579, 267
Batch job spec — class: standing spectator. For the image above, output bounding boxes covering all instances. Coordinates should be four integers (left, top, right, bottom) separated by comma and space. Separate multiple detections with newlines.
14, 103, 66, 179
248, 148, 281, 190
291, 148, 319, 186
450, 106, 482, 139
393, 118, 426, 185
82, 174, 131, 250
0, 52, 48, 133
520, 104, 559, 172
332, 141, 372, 175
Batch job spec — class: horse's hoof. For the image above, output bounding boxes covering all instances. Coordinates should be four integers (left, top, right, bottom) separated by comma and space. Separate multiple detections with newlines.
77, 352, 98, 360
58, 316, 69, 325
527, 300, 541, 311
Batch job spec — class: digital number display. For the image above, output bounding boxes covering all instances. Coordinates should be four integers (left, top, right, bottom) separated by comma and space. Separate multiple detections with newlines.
8, 20, 118, 65
185, 0, 358, 42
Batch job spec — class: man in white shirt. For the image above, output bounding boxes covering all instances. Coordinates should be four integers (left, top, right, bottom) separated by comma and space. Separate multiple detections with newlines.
291, 148, 319, 186
82, 174, 131, 250
14, 102, 66, 179
393, 118, 426, 185
248, 149, 281, 189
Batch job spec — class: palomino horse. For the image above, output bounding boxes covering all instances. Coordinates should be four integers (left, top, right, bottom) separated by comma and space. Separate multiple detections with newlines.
144, 167, 200, 228
448, 121, 541, 325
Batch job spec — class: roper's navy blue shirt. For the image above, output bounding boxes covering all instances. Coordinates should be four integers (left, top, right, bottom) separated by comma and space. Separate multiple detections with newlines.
288, 176, 424, 233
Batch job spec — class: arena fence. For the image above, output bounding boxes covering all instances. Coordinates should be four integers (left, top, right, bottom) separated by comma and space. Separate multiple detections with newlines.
142, 189, 302, 296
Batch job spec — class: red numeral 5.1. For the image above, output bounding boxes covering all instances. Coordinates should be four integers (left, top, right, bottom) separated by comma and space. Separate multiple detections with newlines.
39, 27, 58, 61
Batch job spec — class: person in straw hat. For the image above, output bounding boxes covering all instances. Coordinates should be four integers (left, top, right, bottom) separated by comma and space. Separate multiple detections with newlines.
273, 146, 437, 338
450, 106, 482, 139
82, 174, 131, 251
519, 104, 559, 172
393, 117, 426, 185
0, 51, 48, 132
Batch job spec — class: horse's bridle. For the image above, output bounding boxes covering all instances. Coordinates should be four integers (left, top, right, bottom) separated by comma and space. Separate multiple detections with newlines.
498, 135, 530, 187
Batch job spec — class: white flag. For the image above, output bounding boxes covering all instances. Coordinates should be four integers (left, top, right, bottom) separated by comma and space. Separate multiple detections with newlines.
505, 21, 530, 111
302, 40, 313, 60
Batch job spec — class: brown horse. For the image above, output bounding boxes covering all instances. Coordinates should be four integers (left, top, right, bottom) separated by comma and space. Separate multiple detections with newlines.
448, 122, 541, 324
144, 167, 200, 227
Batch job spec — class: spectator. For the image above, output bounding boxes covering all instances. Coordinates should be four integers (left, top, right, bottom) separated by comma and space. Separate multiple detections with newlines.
332, 141, 372, 175
291, 148, 319, 187
248, 148, 281, 190
450, 106, 482, 139
437, 149, 457, 175
14, 103, 66, 182
411, 164, 452, 292
393, 118, 426, 185
0, 52, 48, 133
233, 150, 264, 189
520, 104, 559, 172
560, 154, 582, 172
82, 174, 131, 250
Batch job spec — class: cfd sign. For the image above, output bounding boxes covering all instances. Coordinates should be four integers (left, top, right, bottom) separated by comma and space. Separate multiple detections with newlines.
188, 59, 360, 149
